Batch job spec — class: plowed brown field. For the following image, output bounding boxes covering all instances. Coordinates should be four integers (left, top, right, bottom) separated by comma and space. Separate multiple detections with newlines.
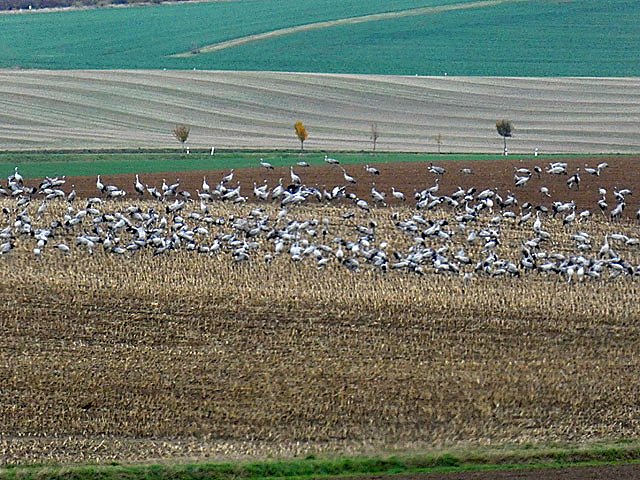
353, 464, 640, 479
66, 155, 638, 215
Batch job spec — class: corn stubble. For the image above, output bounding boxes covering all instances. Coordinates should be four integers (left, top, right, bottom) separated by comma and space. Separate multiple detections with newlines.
1, 200, 640, 465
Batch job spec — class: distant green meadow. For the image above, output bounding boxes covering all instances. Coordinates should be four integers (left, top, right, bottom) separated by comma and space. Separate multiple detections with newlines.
0, 151, 617, 180
0, 0, 638, 75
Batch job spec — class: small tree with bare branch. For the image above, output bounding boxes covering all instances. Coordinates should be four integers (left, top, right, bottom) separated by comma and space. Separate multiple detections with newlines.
173, 124, 190, 153
496, 119, 513, 155
294, 121, 308, 152
370, 123, 379, 152
434, 133, 443, 154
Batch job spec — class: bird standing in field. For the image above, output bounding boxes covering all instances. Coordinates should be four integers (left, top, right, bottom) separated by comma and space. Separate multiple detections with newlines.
221, 169, 234, 184
259, 158, 274, 169
342, 168, 356, 184
567, 169, 581, 190
365, 164, 380, 175
290, 167, 301, 185
391, 187, 405, 201
134, 174, 145, 196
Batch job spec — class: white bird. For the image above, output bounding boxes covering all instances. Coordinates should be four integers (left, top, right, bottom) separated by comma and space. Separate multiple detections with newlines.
365, 164, 380, 175
96, 175, 104, 192
533, 212, 542, 231
355, 198, 369, 211
202, 176, 210, 193
610, 202, 625, 220
563, 210, 576, 226
391, 187, 405, 201
221, 169, 234, 184
290, 167, 301, 185
56, 243, 70, 253
324, 155, 340, 165
584, 165, 599, 176
259, 159, 274, 169
428, 163, 446, 175
342, 168, 356, 184
12, 167, 23, 184
271, 179, 284, 199
514, 175, 530, 188
566, 169, 581, 190
134, 174, 144, 196
371, 185, 386, 204
540, 186, 551, 197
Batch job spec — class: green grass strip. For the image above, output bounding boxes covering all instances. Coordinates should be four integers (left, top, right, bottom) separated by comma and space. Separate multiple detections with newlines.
0, 151, 628, 180
2, 441, 640, 480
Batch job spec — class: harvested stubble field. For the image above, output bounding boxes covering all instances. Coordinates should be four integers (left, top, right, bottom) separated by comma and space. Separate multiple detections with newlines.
1, 70, 639, 153
1, 168, 640, 465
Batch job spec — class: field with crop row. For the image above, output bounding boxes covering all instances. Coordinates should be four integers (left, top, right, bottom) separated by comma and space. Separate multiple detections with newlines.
1, 71, 639, 153
2, 153, 640, 464
0, 0, 637, 75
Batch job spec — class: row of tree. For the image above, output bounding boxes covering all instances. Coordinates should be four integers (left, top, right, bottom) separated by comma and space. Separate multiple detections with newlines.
173, 120, 514, 153
1, 0, 188, 11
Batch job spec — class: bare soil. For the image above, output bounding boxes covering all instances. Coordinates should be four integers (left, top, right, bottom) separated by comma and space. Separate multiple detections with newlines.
64, 155, 639, 216
352, 464, 640, 479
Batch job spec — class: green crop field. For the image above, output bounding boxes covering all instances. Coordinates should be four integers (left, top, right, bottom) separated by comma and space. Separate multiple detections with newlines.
0, 151, 614, 180
0, 0, 472, 69
0, 0, 638, 75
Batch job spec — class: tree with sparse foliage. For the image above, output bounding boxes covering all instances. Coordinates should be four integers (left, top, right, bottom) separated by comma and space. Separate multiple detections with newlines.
173, 124, 190, 153
434, 133, 443, 154
294, 121, 308, 152
496, 119, 513, 155
370, 123, 379, 152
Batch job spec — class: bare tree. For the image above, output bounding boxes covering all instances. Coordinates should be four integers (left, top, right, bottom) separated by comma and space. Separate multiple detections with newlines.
173, 124, 190, 153
370, 123, 379, 152
434, 133, 443, 154
496, 120, 513, 155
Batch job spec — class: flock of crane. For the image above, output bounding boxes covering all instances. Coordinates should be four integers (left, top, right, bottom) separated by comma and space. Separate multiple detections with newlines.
1, 157, 639, 282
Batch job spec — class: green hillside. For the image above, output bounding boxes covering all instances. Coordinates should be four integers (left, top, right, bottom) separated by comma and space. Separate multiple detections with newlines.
0, 0, 187, 11
0, 0, 638, 75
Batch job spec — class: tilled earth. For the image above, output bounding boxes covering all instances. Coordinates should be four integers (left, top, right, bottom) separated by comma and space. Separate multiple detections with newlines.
353, 464, 640, 479
62, 156, 639, 217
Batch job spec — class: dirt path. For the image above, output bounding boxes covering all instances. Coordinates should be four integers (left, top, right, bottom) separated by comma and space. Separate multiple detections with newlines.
171, 0, 526, 57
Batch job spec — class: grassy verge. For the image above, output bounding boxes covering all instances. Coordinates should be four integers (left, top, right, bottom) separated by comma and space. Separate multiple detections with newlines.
2, 441, 640, 480
0, 151, 627, 180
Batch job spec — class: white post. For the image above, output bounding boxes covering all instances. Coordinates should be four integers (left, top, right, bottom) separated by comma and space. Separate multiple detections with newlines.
211, 146, 215, 155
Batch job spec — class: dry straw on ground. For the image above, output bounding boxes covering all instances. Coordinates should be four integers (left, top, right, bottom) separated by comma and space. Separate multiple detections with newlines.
1, 197, 640, 465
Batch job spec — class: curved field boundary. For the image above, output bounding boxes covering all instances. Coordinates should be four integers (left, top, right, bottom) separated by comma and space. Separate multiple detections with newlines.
171, 0, 527, 57
0, 70, 639, 153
